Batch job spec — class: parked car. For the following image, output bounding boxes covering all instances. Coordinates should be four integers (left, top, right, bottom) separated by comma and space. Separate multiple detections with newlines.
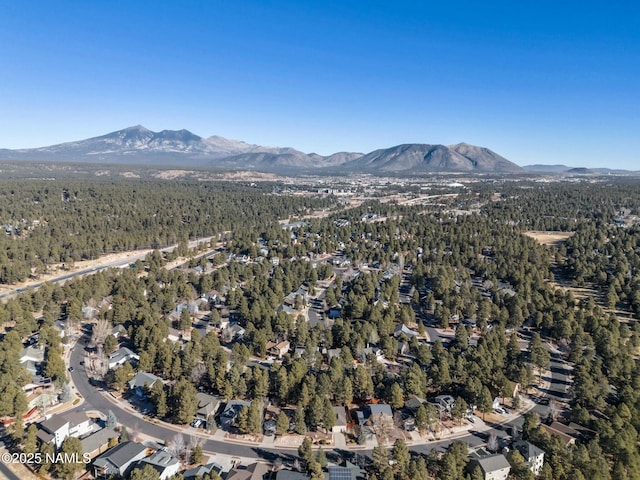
494, 407, 506, 415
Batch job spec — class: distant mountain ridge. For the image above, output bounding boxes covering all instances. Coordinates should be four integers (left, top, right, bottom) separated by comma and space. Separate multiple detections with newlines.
0, 125, 522, 174
523, 164, 638, 175
341, 143, 521, 173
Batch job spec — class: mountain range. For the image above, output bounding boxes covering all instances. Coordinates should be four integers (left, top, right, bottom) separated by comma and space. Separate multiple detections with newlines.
0, 125, 524, 174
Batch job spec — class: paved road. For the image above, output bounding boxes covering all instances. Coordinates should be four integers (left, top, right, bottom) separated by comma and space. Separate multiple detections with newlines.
68, 333, 293, 459
0, 236, 215, 300
0, 462, 21, 480
0, 437, 21, 480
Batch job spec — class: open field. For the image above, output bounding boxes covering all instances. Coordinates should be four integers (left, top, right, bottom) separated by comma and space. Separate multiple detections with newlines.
524, 230, 575, 246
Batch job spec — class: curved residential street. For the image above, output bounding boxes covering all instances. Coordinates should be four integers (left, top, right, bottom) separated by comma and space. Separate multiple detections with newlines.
67, 326, 560, 465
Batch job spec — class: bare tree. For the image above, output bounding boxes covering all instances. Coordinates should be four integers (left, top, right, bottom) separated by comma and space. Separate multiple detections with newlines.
221, 327, 234, 344
130, 422, 141, 442
487, 432, 499, 452
191, 363, 207, 385
168, 433, 186, 460
367, 413, 394, 445
92, 318, 113, 348
94, 349, 108, 378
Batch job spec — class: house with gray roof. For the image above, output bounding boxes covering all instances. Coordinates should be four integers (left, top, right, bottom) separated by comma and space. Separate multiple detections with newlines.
196, 392, 222, 422
220, 400, 251, 429
275, 470, 310, 480
393, 324, 419, 339
20, 346, 45, 375
357, 404, 393, 429
470, 453, 511, 480
108, 347, 139, 370
514, 440, 545, 475
405, 397, 427, 412
81, 427, 118, 459
183, 461, 224, 480
332, 406, 348, 434
137, 449, 181, 480
93, 441, 148, 478
128, 372, 163, 397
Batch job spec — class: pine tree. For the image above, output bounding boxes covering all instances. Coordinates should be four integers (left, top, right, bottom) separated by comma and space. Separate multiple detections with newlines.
276, 411, 290, 435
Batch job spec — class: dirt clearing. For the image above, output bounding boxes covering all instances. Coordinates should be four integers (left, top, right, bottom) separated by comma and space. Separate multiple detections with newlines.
524, 231, 575, 246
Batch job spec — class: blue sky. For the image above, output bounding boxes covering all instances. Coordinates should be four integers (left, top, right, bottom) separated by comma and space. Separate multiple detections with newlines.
1, 1, 639, 168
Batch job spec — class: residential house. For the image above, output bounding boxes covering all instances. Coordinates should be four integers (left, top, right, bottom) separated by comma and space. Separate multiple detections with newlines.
93, 441, 149, 478
222, 324, 246, 343
283, 287, 307, 308
397, 341, 411, 356
226, 462, 270, 480
470, 453, 511, 480
220, 400, 251, 429
279, 304, 298, 317
195, 392, 222, 424
326, 348, 342, 361
275, 470, 310, 480
176, 301, 200, 315
294, 346, 320, 358
357, 404, 393, 429
108, 347, 140, 370
327, 462, 366, 480
359, 347, 384, 363
53, 320, 68, 339
514, 441, 545, 475
541, 422, 575, 446
393, 324, 419, 339
20, 346, 45, 376
137, 449, 181, 480
183, 462, 224, 480
404, 397, 427, 412
80, 427, 118, 459
434, 395, 456, 412
332, 406, 348, 434
267, 341, 291, 358
37, 411, 93, 448
369, 404, 393, 421
111, 324, 127, 338
128, 372, 163, 398
168, 327, 191, 343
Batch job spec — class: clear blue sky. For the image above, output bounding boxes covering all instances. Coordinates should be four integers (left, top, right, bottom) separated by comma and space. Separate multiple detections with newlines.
1, 1, 639, 168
